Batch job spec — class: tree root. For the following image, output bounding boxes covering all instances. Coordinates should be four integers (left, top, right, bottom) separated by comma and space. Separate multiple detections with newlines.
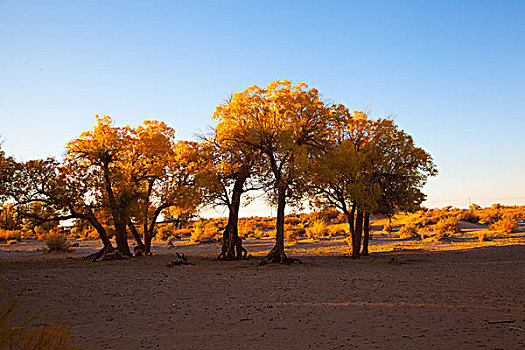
133, 246, 153, 257
259, 248, 302, 265
84, 247, 127, 262
217, 236, 250, 261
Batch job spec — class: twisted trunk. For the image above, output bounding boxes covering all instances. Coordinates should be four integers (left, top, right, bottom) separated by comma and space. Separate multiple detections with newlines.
83, 208, 119, 260
102, 160, 131, 256
218, 176, 246, 260
127, 219, 146, 256
85, 208, 113, 250
143, 204, 169, 255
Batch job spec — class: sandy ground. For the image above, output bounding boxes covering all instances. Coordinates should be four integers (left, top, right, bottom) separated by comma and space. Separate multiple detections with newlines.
0, 228, 524, 349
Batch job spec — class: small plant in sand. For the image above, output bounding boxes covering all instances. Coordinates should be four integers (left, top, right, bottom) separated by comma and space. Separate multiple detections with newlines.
398, 222, 420, 239
42, 231, 74, 253
0, 289, 80, 349
489, 215, 519, 234
478, 231, 491, 242
305, 220, 328, 240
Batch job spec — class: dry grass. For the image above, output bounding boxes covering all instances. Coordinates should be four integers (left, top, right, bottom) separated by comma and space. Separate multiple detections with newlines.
0, 289, 81, 349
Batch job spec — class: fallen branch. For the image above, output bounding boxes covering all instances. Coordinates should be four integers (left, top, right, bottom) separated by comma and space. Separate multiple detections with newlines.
484, 320, 515, 324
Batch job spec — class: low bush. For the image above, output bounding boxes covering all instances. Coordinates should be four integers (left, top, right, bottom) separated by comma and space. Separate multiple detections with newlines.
190, 221, 219, 243
190, 221, 206, 243
478, 209, 501, 225
0, 229, 22, 241
489, 215, 519, 234
173, 228, 192, 236
434, 216, 461, 235
71, 226, 99, 240
382, 221, 393, 234
155, 225, 172, 241
305, 220, 328, 240
398, 222, 420, 239
42, 232, 74, 253
285, 229, 298, 244
327, 224, 346, 236
462, 210, 479, 224
478, 232, 491, 242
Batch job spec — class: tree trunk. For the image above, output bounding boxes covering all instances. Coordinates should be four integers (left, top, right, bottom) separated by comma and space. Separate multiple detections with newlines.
114, 218, 131, 256
349, 204, 356, 236
83, 209, 120, 261
352, 209, 364, 259
84, 209, 113, 250
218, 180, 246, 260
128, 219, 147, 256
102, 160, 131, 257
344, 209, 355, 256
128, 220, 145, 247
361, 211, 370, 256
261, 181, 299, 265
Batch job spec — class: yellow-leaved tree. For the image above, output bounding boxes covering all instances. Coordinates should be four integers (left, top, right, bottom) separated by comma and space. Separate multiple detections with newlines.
309, 111, 437, 257
214, 80, 332, 264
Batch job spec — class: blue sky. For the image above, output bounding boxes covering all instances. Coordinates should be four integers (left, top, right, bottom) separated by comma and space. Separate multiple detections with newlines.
1, 0, 524, 214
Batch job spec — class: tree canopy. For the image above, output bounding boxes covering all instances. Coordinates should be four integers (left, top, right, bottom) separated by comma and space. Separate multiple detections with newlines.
0, 81, 437, 263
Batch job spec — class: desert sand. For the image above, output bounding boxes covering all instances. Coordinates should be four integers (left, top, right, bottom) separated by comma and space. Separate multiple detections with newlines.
0, 227, 524, 349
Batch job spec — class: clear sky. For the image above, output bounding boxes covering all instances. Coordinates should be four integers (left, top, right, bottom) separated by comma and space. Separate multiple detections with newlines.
1, 0, 524, 215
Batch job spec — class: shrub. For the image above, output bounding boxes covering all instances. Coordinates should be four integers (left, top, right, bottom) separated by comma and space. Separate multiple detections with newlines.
382, 221, 393, 234
42, 232, 74, 253
478, 232, 491, 242
173, 228, 192, 236
469, 203, 481, 211
71, 226, 98, 240
251, 229, 265, 239
462, 210, 479, 224
478, 209, 501, 225
489, 215, 519, 234
434, 216, 461, 235
327, 224, 346, 236
398, 222, 420, 239
284, 216, 301, 226
190, 221, 205, 243
305, 220, 328, 240
0, 229, 22, 241
311, 209, 340, 224
190, 221, 219, 243
0, 289, 81, 349
285, 229, 298, 244
155, 225, 172, 241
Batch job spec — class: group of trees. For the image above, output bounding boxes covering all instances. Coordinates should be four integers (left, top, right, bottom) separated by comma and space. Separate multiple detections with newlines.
0, 80, 436, 263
